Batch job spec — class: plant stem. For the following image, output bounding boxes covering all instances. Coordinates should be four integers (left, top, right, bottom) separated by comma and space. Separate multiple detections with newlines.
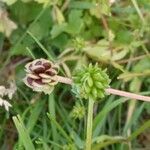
56, 75, 73, 84
56, 76, 150, 102
86, 98, 94, 150
131, 0, 145, 24
106, 88, 150, 102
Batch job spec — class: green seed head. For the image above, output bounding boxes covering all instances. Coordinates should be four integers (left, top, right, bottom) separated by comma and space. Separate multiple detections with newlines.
72, 64, 110, 101
70, 103, 85, 120
63, 143, 77, 150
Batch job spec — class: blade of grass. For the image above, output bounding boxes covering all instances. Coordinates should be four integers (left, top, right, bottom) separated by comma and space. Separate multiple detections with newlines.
92, 137, 127, 150
122, 102, 145, 150
12, 115, 35, 150
26, 47, 36, 59
48, 93, 59, 150
93, 118, 150, 150
130, 0, 145, 24
27, 31, 54, 61
47, 113, 72, 142
93, 98, 127, 136
27, 100, 45, 133
127, 119, 150, 141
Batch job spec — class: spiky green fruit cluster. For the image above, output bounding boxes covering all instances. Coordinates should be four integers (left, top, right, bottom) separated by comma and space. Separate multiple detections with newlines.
72, 64, 110, 100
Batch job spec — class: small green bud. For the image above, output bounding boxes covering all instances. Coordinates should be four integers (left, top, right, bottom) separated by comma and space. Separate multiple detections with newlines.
93, 73, 101, 80
84, 85, 91, 93
92, 88, 97, 98
63, 143, 77, 150
98, 91, 105, 98
87, 77, 93, 87
95, 82, 103, 89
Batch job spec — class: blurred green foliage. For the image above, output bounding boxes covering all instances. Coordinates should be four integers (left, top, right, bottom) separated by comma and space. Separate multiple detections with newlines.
0, 0, 150, 149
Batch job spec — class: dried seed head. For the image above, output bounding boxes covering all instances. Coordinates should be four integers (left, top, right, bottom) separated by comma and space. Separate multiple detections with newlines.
72, 64, 110, 100
23, 58, 59, 94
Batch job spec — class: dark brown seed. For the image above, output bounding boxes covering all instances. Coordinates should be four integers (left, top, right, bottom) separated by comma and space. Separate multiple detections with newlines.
29, 64, 32, 71
27, 77, 33, 85
43, 62, 51, 70
35, 61, 42, 65
46, 70, 56, 76
34, 79, 44, 85
33, 67, 45, 74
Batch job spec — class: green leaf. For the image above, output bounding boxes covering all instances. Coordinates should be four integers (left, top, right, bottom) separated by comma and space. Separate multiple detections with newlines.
116, 30, 133, 44
83, 40, 129, 62
51, 23, 67, 38
10, 2, 42, 25
133, 57, 150, 72
52, 6, 65, 24
65, 10, 83, 35
69, 1, 95, 9
90, 0, 110, 18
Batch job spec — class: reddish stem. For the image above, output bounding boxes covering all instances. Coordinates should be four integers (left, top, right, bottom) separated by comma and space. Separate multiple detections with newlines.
106, 88, 150, 102
56, 76, 150, 102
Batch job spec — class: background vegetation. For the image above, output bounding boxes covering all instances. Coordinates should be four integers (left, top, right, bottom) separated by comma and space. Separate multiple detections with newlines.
0, 0, 150, 149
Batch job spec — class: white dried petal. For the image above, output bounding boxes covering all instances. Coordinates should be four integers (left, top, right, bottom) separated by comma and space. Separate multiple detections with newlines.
32, 86, 43, 92
23, 77, 33, 88
109, 0, 115, 5
27, 73, 40, 79
39, 73, 51, 79
0, 86, 7, 97
25, 62, 32, 73
48, 81, 58, 86
42, 78, 52, 83
0, 97, 12, 111
3, 100, 12, 111
0, 97, 3, 106
0, 9, 17, 37
33, 84, 54, 94
6, 82, 17, 99
32, 81, 44, 88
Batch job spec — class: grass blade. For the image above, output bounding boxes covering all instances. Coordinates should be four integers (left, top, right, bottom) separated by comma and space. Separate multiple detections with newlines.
12, 115, 35, 150
47, 113, 72, 142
